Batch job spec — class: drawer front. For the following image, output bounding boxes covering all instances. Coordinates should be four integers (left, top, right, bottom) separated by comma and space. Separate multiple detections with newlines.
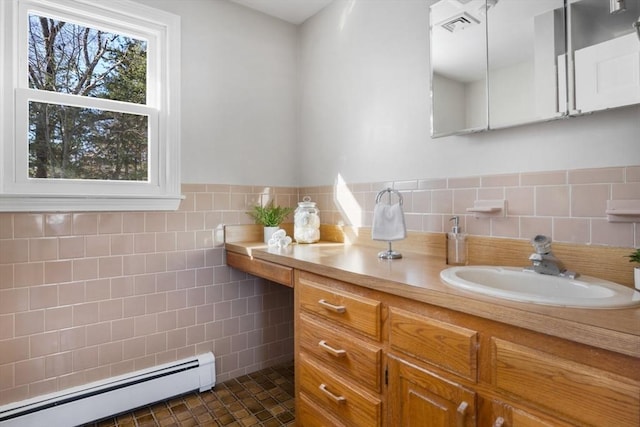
298, 393, 347, 427
389, 307, 478, 381
492, 338, 640, 426
511, 408, 570, 427
299, 354, 382, 427
226, 251, 292, 287
298, 276, 381, 340
299, 313, 382, 392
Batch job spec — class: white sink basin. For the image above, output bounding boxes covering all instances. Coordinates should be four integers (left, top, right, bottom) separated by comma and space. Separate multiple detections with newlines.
440, 266, 640, 309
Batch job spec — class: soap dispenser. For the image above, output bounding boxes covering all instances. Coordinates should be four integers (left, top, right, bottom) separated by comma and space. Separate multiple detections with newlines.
447, 216, 468, 265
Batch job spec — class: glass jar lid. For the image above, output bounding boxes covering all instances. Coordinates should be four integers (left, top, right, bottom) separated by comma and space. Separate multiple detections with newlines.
297, 196, 316, 207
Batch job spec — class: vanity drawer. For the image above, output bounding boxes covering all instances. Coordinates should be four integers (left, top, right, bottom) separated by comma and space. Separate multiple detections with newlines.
389, 307, 478, 381
492, 338, 640, 426
226, 251, 292, 287
299, 353, 382, 427
298, 393, 347, 427
299, 313, 382, 392
298, 273, 381, 340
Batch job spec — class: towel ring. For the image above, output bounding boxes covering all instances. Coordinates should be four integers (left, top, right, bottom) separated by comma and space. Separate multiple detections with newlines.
375, 188, 403, 205
374, 187, 404, 260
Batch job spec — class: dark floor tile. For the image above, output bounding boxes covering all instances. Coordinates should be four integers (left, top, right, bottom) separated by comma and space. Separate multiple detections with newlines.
80, 361, 294, 426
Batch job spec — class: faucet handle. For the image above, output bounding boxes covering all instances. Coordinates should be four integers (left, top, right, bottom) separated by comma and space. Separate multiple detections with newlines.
531, 235, 552, 254
528, 253, 543, 262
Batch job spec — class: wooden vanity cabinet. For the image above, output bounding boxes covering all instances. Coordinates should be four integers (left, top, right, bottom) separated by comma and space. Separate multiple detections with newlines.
488, 338, 639, 426
478, 397, 575, 427
226, 251, 293, 287
295, 271, 384, 426
388, 304, 639, 427
294, 270, 640, 427
387, 354, 476, 427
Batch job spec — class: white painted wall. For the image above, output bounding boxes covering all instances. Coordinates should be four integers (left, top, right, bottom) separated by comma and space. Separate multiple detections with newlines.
134, 0, 639, 188
298, 0, 640, 186
133, 0, 299, 186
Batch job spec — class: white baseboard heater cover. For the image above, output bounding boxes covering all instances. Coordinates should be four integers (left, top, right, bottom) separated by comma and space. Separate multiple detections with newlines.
0, 352, 215, 427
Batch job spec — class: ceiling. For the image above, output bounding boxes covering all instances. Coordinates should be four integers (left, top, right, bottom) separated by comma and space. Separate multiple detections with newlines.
229, 0, 334, 24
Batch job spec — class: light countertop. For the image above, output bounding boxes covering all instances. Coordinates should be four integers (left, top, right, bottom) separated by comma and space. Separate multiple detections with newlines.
226, 242, 640, 358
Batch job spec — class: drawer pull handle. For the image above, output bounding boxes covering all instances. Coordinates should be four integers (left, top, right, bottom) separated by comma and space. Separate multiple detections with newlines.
456, 401, 468, 427
318, 299, 346, 313
319, 383, 346, 404
319, 340, 347, 357
493, 417, 505, 427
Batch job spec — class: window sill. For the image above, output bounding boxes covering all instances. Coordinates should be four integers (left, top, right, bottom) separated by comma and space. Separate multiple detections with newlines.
0, 194, 184, 212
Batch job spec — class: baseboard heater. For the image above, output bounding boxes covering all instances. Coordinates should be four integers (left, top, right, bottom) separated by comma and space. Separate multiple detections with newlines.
0, 352, 215, 427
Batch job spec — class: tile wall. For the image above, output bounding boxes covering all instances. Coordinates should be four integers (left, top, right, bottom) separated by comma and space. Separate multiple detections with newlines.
304, 166, 640, 248
1, 165, 639, 406
0, 184, 297, 406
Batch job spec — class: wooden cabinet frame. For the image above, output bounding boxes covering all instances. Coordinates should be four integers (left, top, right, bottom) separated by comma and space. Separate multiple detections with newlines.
294, 270, 640, 427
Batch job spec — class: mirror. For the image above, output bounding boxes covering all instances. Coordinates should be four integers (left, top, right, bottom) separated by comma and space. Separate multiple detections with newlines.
487, 0, 567, 129
430, 0, 567, 137
430, 0, 488, 137
569, 0, 640, 114
430, 0, 640, 137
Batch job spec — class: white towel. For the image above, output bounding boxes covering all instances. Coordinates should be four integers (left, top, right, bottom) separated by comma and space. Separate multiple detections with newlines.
372, 202, 407, 241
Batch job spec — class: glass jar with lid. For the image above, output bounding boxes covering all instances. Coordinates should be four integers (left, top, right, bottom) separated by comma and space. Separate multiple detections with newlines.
294, 196, 320, 243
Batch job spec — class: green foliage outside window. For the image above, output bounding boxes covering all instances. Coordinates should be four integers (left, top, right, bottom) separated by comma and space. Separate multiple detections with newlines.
28, 15, 149, 181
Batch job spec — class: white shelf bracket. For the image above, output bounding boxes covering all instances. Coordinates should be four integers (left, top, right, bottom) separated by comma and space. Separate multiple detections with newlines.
606, 200, 640, 223
466, 200, 506, 218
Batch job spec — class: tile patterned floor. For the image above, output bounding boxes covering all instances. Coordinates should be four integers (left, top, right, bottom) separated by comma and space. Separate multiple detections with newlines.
84, 361, 295, 427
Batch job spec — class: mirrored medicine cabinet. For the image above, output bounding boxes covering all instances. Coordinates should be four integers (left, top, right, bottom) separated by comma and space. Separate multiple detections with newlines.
429, 0, 640, 137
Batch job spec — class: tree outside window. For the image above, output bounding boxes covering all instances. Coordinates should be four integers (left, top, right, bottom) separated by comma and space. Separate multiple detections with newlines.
0, 0, 181, 211
28, 15, 149, 181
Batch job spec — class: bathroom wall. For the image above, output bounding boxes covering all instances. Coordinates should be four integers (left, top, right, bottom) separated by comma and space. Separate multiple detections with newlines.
300, 165, 640, 248
298, 0, 640, 187
132, 0, 299, 186
0, 185, 295, 405
0, 0, 300, 406
1, 0, 639, 408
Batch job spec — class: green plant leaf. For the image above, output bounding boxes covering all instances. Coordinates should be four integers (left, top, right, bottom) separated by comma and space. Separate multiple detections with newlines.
627, 248, 640, 264
246, 200, 293, 227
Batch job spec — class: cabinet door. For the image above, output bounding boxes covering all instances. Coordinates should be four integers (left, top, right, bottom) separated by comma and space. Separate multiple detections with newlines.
492, 338, 640, 426
574, 33, 640, 113
387, 354, 476, 427
480, 396, 574, 427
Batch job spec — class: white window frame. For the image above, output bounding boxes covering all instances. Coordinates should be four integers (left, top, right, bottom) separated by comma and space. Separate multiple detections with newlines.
0, 0, 181, 211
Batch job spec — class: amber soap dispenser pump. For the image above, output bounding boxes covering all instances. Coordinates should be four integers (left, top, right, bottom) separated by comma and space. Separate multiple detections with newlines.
447, 216, 467, 265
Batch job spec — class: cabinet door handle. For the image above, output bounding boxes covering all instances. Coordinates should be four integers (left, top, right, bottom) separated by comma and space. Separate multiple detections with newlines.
319, 340, 347, 357
456, 401, 469, 427
493, 417, 505, 427
319, 383, 346, 404
318, 299, 346, 313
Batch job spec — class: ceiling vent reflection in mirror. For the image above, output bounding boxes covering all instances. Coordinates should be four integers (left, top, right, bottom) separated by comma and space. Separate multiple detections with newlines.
440, 12, 480, 32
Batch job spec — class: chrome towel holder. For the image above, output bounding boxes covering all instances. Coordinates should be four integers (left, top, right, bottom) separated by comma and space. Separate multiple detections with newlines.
374, 188, 404, 260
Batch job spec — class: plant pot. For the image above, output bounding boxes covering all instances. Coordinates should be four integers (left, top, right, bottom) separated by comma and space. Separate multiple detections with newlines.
635, 266, 640, 291
263, 226, 280, 244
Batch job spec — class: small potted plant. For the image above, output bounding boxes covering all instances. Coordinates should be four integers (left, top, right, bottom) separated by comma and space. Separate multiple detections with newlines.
247, 200, 293, 243
627, 248, 640, 290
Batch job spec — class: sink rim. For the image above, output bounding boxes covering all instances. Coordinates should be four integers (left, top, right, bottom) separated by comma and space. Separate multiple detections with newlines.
440, 266, 640, 309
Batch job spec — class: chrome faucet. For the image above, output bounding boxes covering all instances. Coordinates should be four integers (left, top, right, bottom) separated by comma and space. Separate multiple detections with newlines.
524, 235, 577, 279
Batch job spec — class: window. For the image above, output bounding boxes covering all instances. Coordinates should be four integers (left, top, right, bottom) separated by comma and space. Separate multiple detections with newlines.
0, 0, 181, 211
